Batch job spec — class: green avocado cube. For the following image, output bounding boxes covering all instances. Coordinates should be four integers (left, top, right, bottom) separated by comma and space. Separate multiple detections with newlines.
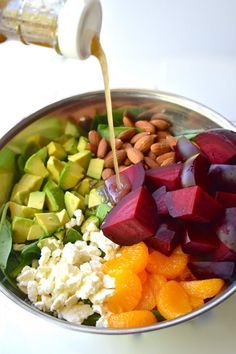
28, 191, 46, 210
88, 188, 105, 209
0, 170, 15, 206
27, 221, 45, 241
63, 137, 78, 155
35, 213, 61, 235
87, 158, 104, 180
64, 228, 82, 243
10, 174, 43, 205
65, 121, 80, 138
54, 230, 65, 241
47, 141, 66, 160
81, 216, 99, 234
56, 209, 70, 225
77, 178, 92, 196
64, 191, 84, 217
24, 147, 48, 178
77, 136, 88, 152
68, 150, 92, 170
47, 156, 65, 183
12, 216, 34, 243
9, 202, 37, 219
96, 203, 112, 222
43, 179, 58, 191
45, 187, 65, 212
59, 162, 84, 190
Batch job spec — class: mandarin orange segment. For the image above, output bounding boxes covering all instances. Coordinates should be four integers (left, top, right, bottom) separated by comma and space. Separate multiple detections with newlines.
189, 296, 204, 309
146, 250, 188, 279
136, 273, 166, 310
177, 266, 196, 281
103, 242, 149, 275
180, 279, 225, 299
157, 280, 192, 320
108, 310, 157, 328
106, 269, 142, 313
138, 269, 148, 285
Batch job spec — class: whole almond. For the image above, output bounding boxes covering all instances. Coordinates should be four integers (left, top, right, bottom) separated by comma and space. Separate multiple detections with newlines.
104, 149, 127, 168
148, 151, 157, 160
134, 135, 155, 153
166, 135, 177, 150
156, 152, 175, 165
117, 128, 137, 142
151, 113, 171, 121
102, 168, 114, 180
144, 156, 159, 169
122, 142, 132, 150
157, 131, 171, 139
86, 142, 97, 155
130, 132, 150, 144
151, 141, 171, 156
88, 130, 101, 147
115, 138, 123, 149
151, 119, 171, 130
126, 147, 144, 164
97, 138, 109, 158
124, 158, 132, 166
135, 120, 156, 134
123, 115, 134, 127
161, 156, 176, 167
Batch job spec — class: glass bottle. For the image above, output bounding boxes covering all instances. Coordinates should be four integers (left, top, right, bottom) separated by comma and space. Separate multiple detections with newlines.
0, 0, 102, 59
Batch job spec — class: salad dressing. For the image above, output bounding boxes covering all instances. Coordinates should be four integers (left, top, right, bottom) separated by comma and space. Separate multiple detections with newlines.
91, 36, 122, 190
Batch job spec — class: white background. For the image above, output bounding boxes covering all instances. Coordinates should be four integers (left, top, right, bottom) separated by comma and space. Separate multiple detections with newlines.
0, 1, 236, 353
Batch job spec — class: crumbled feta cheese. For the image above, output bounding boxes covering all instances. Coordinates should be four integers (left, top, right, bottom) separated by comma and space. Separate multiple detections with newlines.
74, 209, 84, 226
86, 222, 99, 233
39, 247, 51, 266
85, 230, 120, 260
59, 303, 93, 324
65, 218, 77, 229
96, 315, 109, 328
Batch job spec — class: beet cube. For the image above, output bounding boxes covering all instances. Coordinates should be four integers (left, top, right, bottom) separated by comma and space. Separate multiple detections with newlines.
166, 186, 224, 222
209, 241, 236, 261
208, 164, 236, 193
152, 186, 168, 215
101, 186, 158, 245
194, 129, 236, 164
181, 153, 210, 191
188, 261, 235, 281
120, 162, 145, 191
175, 136, 200, 162
145, 163, 182, 191
215, 208, 236, 252
215, 192, 236, 207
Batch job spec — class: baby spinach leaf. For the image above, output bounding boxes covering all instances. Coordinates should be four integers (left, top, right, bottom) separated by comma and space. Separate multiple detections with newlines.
152, 310, 166, 322
175, 129, 205, 140
0, 203, 12, 272
97, 124, 134, 140
21, 240, 41, 260
82, 313, 100, 326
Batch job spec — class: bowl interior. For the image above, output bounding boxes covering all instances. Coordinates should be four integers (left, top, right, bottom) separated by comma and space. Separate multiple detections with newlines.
0, 89, 235, 334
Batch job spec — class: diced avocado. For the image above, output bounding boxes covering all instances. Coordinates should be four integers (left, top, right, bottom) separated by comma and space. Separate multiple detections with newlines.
47, 156, 65, 183
87, 158, 104, 180
27, 221, 45, 241
38, 236, 61, 250
64, 228, 82, 243
9, 202, 37, 219
88, 188, 105, 209
64, 191, 83, 218
47, 142, 66, 160
63, 137, 78, 155
84, 194, 89, 206
0, 170, 16, 206
27, 191, 46, 210
0, 147, 16, 170
24, 155, 49, 178
68, 150, 92, 170
12, 216, 33, 243
35, 147, 48, 163
81, 216, 99, 234
65, 121, 80, 138
35, 213, 61, 235
59, 162, 84, 190
77, 178, 92, 196
26, 135, 50, 150
56, 209, 70, 225
10, 174, 43, 205
96, 203, 112, 222
54, 230, 65, 241
45, 187, 65, 212
43, 179, 57, 191
77, 136, 88, 152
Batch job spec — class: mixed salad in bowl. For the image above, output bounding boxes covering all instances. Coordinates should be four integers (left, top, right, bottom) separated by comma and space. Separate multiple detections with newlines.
0, 103, 236, 329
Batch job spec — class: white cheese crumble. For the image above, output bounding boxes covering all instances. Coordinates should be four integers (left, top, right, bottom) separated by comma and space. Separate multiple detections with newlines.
17, 229, 119, 326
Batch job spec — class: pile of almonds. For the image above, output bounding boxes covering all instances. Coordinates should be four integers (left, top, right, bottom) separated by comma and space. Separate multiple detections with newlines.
87, 112, 177, 181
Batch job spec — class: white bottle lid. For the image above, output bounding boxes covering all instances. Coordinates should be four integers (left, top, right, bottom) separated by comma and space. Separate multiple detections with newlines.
57, 0, 102, 59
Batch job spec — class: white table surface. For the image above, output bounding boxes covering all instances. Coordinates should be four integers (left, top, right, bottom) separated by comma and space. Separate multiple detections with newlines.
0, 1, 236, 353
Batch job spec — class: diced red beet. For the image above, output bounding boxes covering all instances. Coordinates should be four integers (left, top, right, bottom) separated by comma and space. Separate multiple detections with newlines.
208, 241, 236, 261
120, 162, 145, 191
215, 192, 236, 207
215, 208, 236, 252
194, 129, 236, 164
181, 153, 210, 191
105, 174, 131, 204
165, 186, 224, 222
175, 136, 200, 162
101, 186, 158, 246
145, 218, 183, 255
188, 261, 235, 281
182, 223, 219, 256
152, 186, 168, 215
208, 164, 236, 193
145, 163, 183, 191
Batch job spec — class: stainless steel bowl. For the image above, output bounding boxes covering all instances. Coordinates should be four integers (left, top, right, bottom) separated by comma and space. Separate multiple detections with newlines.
0, 89, 235, 335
